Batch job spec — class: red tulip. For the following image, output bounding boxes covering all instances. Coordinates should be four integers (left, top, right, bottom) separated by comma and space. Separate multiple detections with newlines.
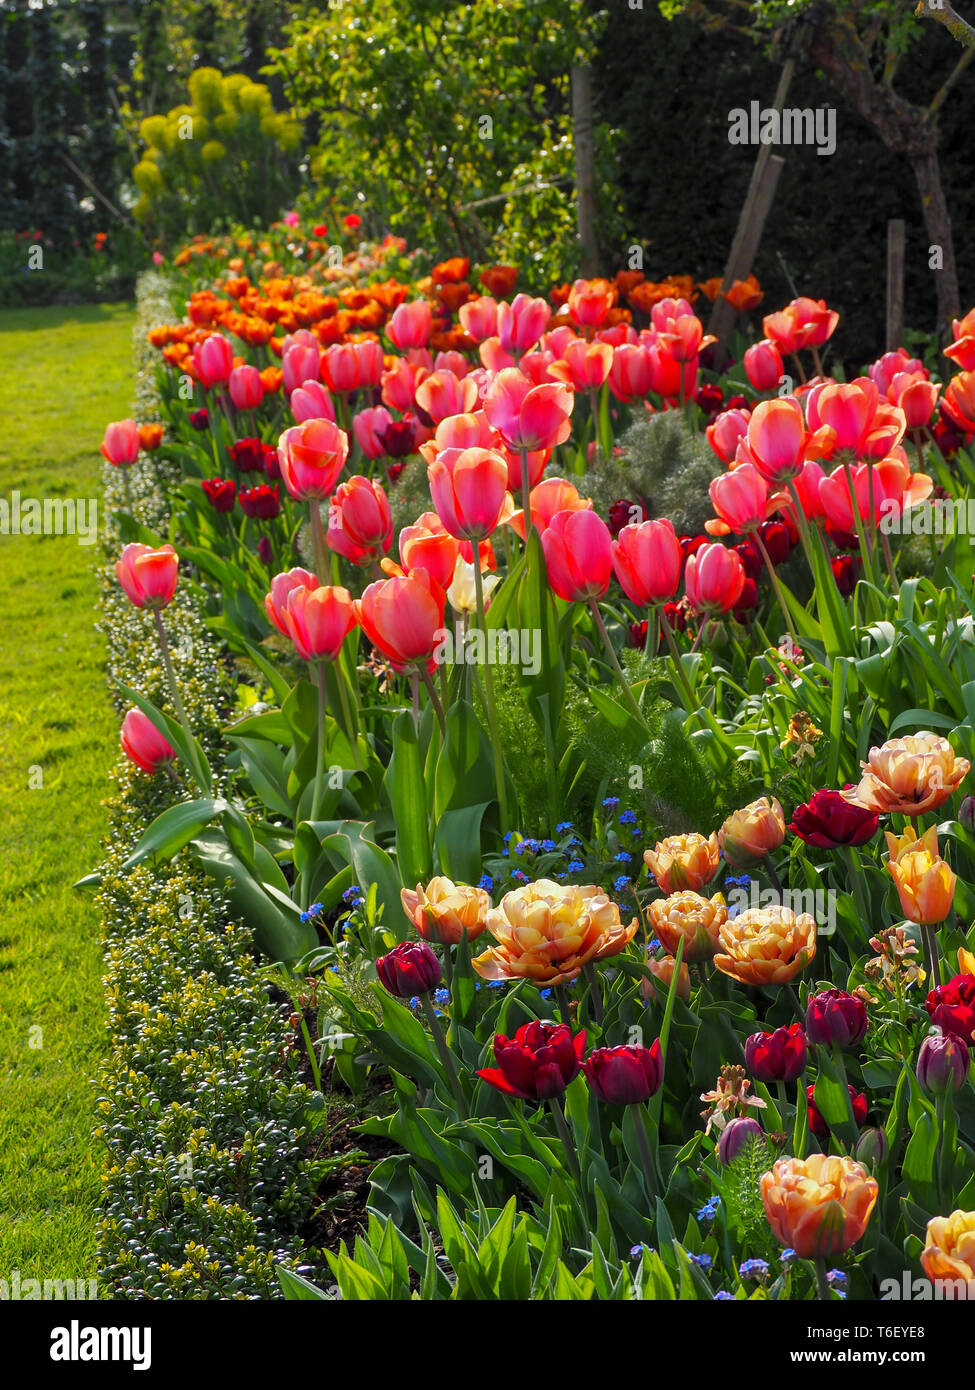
788, 790, 878, 848
483, 368, 574, 452
228, 364, 264, 410
478, 1020, 586, 1101
744, 1023, 807, 1083
583, 1039, 662, 1105
541, 508, 613, 602
807, 1083, 867, 1138
376, 940, 442, 997
120, 707, 176, 774
277, 419, 349, 500
100, 419, 140, 467
428, 446, 510, 541
291, 380, 337, 425
201, 477, 237, 513
942, 371, 975, 434
238, 483, 280, 519
192, 333, 234, 388
230, 437, 276, 474
278, 584, 358, 662
805, 989, 868, 1048
116, 542, 179, 610
744, 339, 784, 391
355, 568, 446, 672
683, 542, 745, 615
608, 342, 655, 403
611, 518, 682, 605
327, 475, 393, 564
943, 309, 975, 371
925, 973, 975, 1043
887, 371, 940, 429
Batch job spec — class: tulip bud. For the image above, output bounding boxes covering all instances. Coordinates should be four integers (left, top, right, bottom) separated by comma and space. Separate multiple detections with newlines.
960, 795, 975, 831
917, 1028, 970, 1094
375, 941, 441, 998
718, 1116, 764, 1164
855, 1126, 889, 1168
805, 989, 868, 1049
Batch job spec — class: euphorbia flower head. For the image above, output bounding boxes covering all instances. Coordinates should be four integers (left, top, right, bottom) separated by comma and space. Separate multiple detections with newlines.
541, 508, 613, 602
116, 542, 179, 610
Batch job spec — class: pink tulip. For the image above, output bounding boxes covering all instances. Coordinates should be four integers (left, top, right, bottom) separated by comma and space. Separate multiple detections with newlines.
381, 357, 425, 413
869, 349, 926, 396
706, 408, 751, 464
414, 370, 479, 424
322, 343, 360, 394
291, 380, 337, 425
805, 380, 877, 455
192, 334, 234, 388
541, 508, 613, 602
519, 349, 559, 385
567, 278, 616, 330
655, 312, 712, 364
116, 543, 179, 610
399, 512, 461, 589
683, 542, 745, 615
860, 399, 908, 460
355, 569, 446, 672
609, 343, 655, 403
428, 446, 511, 541
281, 329, 318, 355
282, 342, 321, 395
787, 458, 827, 522
744, 340, 784, 392
418, 411, 497, 464
434, 350, 470, 378
265, 567, 320, 636
497, 294, 550, 354
120, 707, 176, 774
506, 477, 592, 541
746, 397, 808, 484
228, 364, 263, 410
388, 301, 433, 350
650, 297, 694, 330
483, 368, 574, 452
279, 584, 358, 662
458, 297, 499, 342
353, 339, 386, 388
611, 518, 682, 605
887, 371, 940, 429
354, 405, 395, 459
327, 476, 394, 565
277, 419, 349, 500
100, 419, 141, 467
707, 462, 782, 536
549, 339, 614, 392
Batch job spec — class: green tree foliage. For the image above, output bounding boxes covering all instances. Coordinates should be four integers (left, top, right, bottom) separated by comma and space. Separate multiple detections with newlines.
269, 0, 624, 286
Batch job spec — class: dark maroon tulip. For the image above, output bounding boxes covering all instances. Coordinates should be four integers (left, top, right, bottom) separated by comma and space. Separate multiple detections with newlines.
378, 417, 418, 459
744, 1022, 807, 1083
608, 498, 645, 537
917, 1029, 970, 1093
257, 536, 273, 566
375, 941, 441, 998
807, 1083, 868, 1138
718, 1116, 764, 1164
759, 518, 792, 564
805, 989, 868, 1048
788, 789, 879, 848
188, 407, 210, 430
238, 483, 280, 519
229, 437, 275, 474
201, 477, 236, 513
583, 1039, 662, 1105
478, 1020, 586, 1101
831, 554, 860, 596
855, 1126, 888, 1167
925, 973, 975, 1043
960, 795, 975, 830
735, 542, 763, 582
732, 576, 759, 622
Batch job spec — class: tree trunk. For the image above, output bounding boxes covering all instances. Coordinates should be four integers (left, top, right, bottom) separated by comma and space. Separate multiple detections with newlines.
909, 145, 961, 334
571, 64, 598, 276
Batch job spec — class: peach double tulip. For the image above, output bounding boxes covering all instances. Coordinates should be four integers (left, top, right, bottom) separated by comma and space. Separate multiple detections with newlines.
921, 1209, 975, 1285
761, 1154, 878, 1259
647, 890, 728, 963
354, 568, 446, 673
611, 517, 682, 605
400, 877, 490, 945
277, 418, 349, 501
327, 476, 393, 565
641, 953, 691, 1004
116, 543, 179, 610
885, 823, 956, 925
427, 446, 511, 542
541, 508, 613, 602
713, 905, 816, 986
278, 584, 358, 662
472, 878, 638, 987
719, 796, 786, 867
643, 832, 720, 895
845, 733, 970, 816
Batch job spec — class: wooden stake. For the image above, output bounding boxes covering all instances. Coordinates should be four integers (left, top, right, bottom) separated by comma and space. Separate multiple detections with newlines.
886, 218, 906, 350
572, 64, 598, 277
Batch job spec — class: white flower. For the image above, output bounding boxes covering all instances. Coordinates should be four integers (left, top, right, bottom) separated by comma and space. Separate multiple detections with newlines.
446, 556, 499, 615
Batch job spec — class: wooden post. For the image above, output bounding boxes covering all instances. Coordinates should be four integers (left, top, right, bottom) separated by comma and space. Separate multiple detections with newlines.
707, 52, 797, 350
886, 218, 906, 349
571, 64, 598, 277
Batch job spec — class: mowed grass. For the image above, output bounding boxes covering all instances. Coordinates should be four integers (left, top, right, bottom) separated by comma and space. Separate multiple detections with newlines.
0, 302, 134, 1283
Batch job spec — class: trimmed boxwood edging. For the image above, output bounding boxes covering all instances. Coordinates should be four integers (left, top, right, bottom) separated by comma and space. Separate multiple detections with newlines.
92, 271, 316, 1298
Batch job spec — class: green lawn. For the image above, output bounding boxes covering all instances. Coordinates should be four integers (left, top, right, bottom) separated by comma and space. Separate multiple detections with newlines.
0, 301, 135, 1285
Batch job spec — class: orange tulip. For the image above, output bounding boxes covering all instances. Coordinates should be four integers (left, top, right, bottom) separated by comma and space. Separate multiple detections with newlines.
138, 423, 164, 451
845, 733, 970, 816
885, 823, 956, 925
472, 879, 638, 987
761, 1154, 878, 1259
921, 1209, 975, 1285
400, 877, 490, 945
713, 905, 816, 986
718, 796, 786, 867
647, 891, 728, 963
959, 947, 975, 976
722, 274, 763, 314
398, 511, 461, 590
643, 832, 720, 895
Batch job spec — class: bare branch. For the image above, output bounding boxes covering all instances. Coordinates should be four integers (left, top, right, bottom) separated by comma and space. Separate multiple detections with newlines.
915, 0, 975, 49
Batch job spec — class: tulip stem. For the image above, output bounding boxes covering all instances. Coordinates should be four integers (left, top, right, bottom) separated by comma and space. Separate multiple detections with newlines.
312, 657, 327, 822
548, 1098, 581, 1182
308, 498, 329, 582
839, 846, 872, 945
785, 983, 805, 1024
474, 558, 509, 830
582, 962, 604, 1025
121, 465, 133, 514
633, 1105, 658, 1199
753, 530, 799, 644
588, 599, 651, 731
520, 447, 533, 538
419, 993, 468, 1118
419, 664, 446, 737
335, 661, 364, 770
658, 607, 696, 711
814, 1256, 831, 1301
153, 610, 204, 790
784, 478, 816, 576
776, 1080, 789, 1118
922, 922, 942, 990
556, 983, 574, 1028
